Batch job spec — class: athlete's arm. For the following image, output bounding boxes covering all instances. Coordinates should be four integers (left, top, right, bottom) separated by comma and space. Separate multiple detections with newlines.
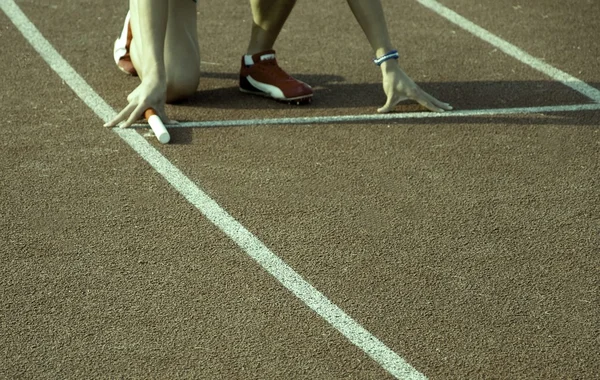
346, 0, 394, 58
345, 0, 452, 113
105, 0, 171, 128
130, 0, 169, 83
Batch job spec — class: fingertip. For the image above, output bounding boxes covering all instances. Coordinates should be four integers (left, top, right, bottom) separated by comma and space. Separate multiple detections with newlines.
424, 103, 443, 113
439, 101, 453, 111
378, 101, 393, 113
104, 119, 117, 128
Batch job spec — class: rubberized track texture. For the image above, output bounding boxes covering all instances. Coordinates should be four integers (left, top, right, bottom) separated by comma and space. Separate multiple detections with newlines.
1, 0, 599, 379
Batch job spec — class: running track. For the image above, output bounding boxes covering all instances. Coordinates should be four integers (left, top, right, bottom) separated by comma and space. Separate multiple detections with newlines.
1, 0, 598, 379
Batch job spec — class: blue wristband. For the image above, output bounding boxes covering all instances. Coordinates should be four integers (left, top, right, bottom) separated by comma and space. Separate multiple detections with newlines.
373, 50, 399, 66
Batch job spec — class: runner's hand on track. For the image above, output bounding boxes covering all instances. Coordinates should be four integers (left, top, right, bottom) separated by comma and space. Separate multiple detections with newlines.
377, 62, 452, 113
103, 78, 171, 128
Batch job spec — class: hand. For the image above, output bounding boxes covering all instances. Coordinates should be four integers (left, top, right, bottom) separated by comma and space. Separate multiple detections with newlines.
377, 61, 452, 113
103, 77, 172, 128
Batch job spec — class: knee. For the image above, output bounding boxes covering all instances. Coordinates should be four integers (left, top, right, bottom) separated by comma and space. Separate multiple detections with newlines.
166, 69, 200, 103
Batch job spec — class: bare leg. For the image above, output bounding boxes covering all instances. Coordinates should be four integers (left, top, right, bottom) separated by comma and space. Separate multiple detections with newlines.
239, 0, 312, 104
246, 0, 296, 54
130, 0, 200, 102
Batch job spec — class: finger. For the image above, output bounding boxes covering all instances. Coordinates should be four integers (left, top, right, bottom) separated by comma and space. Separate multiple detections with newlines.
103, 117, 120, 128
410, 90, 449, 113
120, 105, 145, 128
419, 90, 454, 112
416, 97, 444, 113
420, 90, 453, 111
155, 107, 175, 125
377, 105, 391, 114
104, 103, 136, 127
104, 108, 128, 127
377, 96, 395, 114
378, 93, 408, 114
432, 98, 453, 111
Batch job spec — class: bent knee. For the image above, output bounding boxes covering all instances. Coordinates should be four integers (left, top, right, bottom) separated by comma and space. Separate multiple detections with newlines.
166, 71, 200, 103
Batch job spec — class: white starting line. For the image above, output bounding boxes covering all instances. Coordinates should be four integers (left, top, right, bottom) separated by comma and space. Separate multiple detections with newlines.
132, 103, 600, 129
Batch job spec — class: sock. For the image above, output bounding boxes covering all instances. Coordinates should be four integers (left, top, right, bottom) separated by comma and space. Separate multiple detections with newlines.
244, 55, 254, 67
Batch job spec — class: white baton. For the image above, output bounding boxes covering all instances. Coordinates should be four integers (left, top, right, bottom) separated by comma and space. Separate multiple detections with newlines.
144, 109, 170, 144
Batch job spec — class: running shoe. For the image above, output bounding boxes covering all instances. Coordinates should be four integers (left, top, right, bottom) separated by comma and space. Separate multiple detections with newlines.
113, 11, 138, 76
239, 50, 312, 104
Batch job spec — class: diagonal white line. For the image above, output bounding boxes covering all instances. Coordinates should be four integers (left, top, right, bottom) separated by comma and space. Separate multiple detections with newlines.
416, 0, 600, 103
0, 3, 115, 121
1, 0, 426, 378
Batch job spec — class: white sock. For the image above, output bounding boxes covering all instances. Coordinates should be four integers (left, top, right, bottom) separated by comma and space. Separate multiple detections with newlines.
244, 55, 254, 66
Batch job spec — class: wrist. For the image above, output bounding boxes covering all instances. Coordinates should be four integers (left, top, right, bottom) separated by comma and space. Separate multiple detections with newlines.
373, 49, 399, 66
374, 46, 396, 58
379, 57, 400, 72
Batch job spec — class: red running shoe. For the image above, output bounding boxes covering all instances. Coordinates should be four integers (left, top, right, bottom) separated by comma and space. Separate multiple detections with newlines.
239, 50, 312, 104
113, 11, 138, 77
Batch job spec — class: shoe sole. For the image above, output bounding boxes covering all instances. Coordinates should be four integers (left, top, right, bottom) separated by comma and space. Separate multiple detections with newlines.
239, 87, 313, 105
116, 57, 138, 77
117, 63, 137, 76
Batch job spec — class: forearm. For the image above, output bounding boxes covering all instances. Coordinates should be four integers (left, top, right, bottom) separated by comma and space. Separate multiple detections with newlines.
346, 0, 394, 58
129, 0, 169, 81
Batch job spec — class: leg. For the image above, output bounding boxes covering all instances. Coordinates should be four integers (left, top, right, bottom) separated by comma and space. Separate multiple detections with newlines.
246, 0, 296, 54
239, 0, 313, 104
129, 0, 200, 103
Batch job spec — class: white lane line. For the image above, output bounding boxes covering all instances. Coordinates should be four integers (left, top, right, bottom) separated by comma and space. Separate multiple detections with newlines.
1, 1, 426, 379
145, 103, 600, 129
416, 0, 600, 103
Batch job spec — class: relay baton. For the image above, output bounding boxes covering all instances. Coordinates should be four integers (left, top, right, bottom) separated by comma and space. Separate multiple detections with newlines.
144, 109, 170, 144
